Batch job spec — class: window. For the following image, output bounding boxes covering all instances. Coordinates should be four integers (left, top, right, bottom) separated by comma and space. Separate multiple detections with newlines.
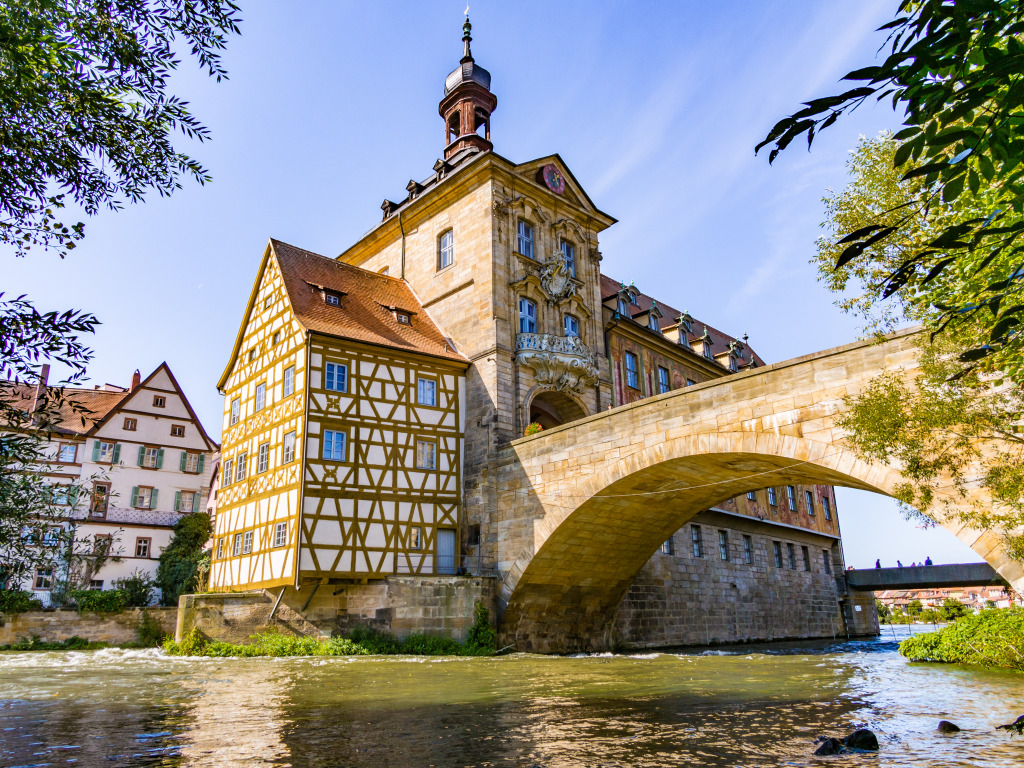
718, 530, 729, 561
140, 446, 163, 469
248, 348, 257, 361
57, 444, 77, 463
746, 490, 756, 501
616, 296, 629, 316
767, 487, 777, 507
822, 496, 832, 520
787, 543, 797, 570
686, 378, 696, 387
222, 459, 233, 487
396, 311, 411, 325
325, 362, 348, 392
786, 485, 797, 510
410, 526, 422, 550
233, 533, 243, 556
822, 550, 832, 575
236, 453, 247, 482
438, 229, 454, 269
324, 292, 340, 306
283, 431, 296, 464
93, 440, 118, 464
467, 524, 481, 546
89, 579, 103, 590
691, 525, 704, 558
175, 490, 198, 513
564, 314, 579, 338
657, 367, 670, 394
42, 527, 60, 547
773, 541, 783, 568
264, 296, 272, 310
230, 398, 240, 425
91, 482, 110, 515
625, 352, 639, 389
216, 538, 224, 559
171, 424, 185, 437
805, 490, 815, 515
661, 538, 673, 555
729, 356, 739, 372
416, 439, 437, 470
124, 417, 137, 431
274, 522, 288, 548
417, 377, 437, 406
242, 531, 253, 555
649, 314, 660, 331
153, 395, 166, 408
560, 240, 576, 278
743, 535, 753, 564
50, 486, 69, 506
517, 220, 534, 258
323, 430, 347, 462
135, 538, 151, 558
283, 365, 295, 396
258, 442, 270, 473
255, 382, 266, 411
519, 298, 537, 334
703, 343, 713, 360
802, 545, 811, 571
34, 568, 53, 590
181, 452, 203, 473
132, 486, 156, 509
272, 331, 281, 346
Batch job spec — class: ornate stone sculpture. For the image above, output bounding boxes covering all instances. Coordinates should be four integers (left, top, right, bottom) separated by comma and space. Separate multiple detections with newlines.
539, 255, 576, 301
515, 333, 599, 392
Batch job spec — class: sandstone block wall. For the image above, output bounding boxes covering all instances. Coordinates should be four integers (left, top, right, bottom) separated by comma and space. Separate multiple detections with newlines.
0, 608, 177, 646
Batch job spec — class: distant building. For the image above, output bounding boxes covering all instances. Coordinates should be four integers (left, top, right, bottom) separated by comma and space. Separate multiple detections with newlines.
877, 585, 1019, 613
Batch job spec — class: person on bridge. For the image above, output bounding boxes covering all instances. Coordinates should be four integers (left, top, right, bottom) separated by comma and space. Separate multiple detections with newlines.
897, 560, 904, 568
925, 556, 933, 566
875, 559, 881, 569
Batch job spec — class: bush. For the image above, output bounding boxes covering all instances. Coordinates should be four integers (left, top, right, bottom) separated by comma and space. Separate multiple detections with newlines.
0, 590, 44, 614
135, 610, 166, 647
113, 570, 157, 607
466, 601, 497, 652
1, 634, 109, 651
900, 607, 1024, 672
69, 589, 128, 613
156, 513, 211, 606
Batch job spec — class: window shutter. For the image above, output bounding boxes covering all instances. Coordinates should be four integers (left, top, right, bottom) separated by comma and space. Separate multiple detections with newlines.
112, 443, 120, 464
180, 452, 187, 472
192, 492, 200, 513
150, 489, 159, 510
137, 446, 145, 466
156, 449, 164, 469
92, 441, 101, 462
131, 487, 139, 507
174, 491, 181, 512
198, 454, 205, 474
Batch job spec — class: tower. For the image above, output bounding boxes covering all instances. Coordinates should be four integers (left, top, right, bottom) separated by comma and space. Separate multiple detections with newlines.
439, 15, 497, 160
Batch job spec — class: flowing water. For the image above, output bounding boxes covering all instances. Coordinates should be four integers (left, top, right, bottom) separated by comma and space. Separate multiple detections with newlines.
1, 627, 1021, 767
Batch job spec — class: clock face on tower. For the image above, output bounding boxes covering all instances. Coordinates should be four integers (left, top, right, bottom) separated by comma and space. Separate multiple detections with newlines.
540, 163, 566, 195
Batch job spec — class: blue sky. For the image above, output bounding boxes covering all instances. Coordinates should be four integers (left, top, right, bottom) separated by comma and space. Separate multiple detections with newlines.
4, 0, 979, 567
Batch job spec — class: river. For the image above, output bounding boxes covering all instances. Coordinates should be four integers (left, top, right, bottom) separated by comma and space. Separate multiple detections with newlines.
1, 626, 1021, 767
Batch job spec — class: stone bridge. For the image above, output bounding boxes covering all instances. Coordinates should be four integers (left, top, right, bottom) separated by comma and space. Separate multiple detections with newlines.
491, 329, 1024, 652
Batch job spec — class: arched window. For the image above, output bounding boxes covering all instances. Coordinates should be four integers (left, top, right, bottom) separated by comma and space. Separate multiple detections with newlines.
438, 229, 454, 270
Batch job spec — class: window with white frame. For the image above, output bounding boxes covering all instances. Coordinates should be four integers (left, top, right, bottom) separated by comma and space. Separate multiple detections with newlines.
324, 292, 340, 306
94, 440, 117, 463
786, 485, 797, 509
617, 296, 629, 316
649, 314, 660, 331
657, 366, 670, 394
242, 530, 253, 555
124, 417, 137, 431
272, 330, 281, 346
42, 527, 60, 547
216, 538, 224, 559
517, 220, 534, 258
560, 239, 576, 278
283, 431, 296, 464
325, 362, 347, 392
34, 568, 53, 590
236, 453, 247, 482
624, 352, 639, 389
718, 530, 729, 561
258, 442, 270, 473
175, 490, 197, 513
822, 496, 832, 520
438, 229, 454, 269
283, 365, 295, 396
746, 490, 756, 501
153, 395, 165, 408
171, 424, 185, 437
132, 486, 156, 509
57, 443, 77, 463
416, 439, 437, 470
233, 533, 243, 556
564, 314, 579, 338
264, 296, 272, 310
255, 382, 266, 411
222, 459, 233, 486
743, 535, 753, 564
182, 452, 202, 474
417, 377, 437, 406
519, 298, 537, 334
230, 398, 240, 425
691, 525, 704, 558
805, 490, 816, 515
323, 430, 347, 462
274, 521, 288, 548
135, 537, 151, 558
767, 487, 777, 506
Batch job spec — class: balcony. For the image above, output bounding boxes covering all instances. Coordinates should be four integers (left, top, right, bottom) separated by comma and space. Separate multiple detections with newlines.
515, 333, 599, 392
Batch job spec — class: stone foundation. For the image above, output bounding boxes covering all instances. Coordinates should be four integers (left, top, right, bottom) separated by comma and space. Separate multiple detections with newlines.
0, 608, 177, 646
177, 576, 499, 643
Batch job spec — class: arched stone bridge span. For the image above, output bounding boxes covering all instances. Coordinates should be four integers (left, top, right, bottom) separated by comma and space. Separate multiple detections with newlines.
491, 329, 1024, 653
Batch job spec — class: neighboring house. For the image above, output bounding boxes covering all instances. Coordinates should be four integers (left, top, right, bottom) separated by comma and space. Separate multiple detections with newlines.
3, 363, 218, 603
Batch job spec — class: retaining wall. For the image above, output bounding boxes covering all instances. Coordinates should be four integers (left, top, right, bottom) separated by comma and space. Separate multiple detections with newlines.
0, 608, 177, 646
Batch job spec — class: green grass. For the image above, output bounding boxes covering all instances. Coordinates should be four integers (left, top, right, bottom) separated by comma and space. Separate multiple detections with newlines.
0, 635, 112, 651
899, 607, 1024, 672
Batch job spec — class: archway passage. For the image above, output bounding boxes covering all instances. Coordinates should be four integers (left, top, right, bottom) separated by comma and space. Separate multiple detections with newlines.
528, 390, 587, 430
493, 330, 1024, 653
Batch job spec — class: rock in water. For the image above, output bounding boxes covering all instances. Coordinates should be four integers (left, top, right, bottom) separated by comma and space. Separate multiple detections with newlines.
813, 737, 843, 756
937, 721, 961, 733
996, 715, 1024, 734
843, 729, 879, 750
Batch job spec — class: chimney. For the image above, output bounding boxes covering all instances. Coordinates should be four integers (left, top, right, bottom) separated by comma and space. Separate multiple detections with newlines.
30, 364, 50, 413
130, 369, 141, 393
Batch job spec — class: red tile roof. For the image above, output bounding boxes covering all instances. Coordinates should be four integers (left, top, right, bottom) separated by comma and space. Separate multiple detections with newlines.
272, 240, 467, 363
0, 382, 128, 436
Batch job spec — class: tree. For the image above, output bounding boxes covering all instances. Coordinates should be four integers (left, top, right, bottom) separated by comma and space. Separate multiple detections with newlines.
156, 512, 211, 606
941, 597, 971, 621
907, 598, 923, 617
0, 0, 242, 256
877, 598, 891, 623
759, 1, 1024, 381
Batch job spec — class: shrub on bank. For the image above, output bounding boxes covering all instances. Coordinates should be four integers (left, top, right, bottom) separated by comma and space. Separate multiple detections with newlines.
1, 635, 110, 651
69, 589, 129, 613
0, 590, 44, 614
899, 607, 1024, 672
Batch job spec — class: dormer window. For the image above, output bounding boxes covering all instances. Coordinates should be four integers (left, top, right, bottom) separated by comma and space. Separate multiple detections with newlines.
729, 356, 739, 372
396, 311, 411, 325
704, 345, 714, 360
617, 297, 629, 316
324, 292, 341, 307
649, 315, 660, 331
677, 312, 694, 335
629, 290, 639, 306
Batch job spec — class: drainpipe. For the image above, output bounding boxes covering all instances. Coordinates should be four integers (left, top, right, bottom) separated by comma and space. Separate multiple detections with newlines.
399, 211, 406, 280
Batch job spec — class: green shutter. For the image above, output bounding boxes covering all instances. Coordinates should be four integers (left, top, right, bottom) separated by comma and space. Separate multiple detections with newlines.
156, 449, 164, 469
112, 443, 120, 464
180, 451, 187, 472
192, 492, 200, 513
150, 489, 158, 510
131, 487, 139, 507
198, 454, 205, 474
92, 441, 100, 462
174, 491, 181, 512
137, 446, 145, 466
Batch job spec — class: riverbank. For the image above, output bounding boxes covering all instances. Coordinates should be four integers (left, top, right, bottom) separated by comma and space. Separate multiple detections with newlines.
899, 607, 1023, 671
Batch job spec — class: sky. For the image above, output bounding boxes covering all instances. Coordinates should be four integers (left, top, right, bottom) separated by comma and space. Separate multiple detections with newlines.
4, 0, 981, 568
